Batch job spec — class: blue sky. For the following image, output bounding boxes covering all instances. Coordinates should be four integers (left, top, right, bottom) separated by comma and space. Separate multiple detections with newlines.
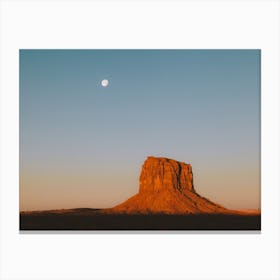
20, 50, 260, 211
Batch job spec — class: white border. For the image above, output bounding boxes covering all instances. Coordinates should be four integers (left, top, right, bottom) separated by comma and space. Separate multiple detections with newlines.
1, 1, 279, 279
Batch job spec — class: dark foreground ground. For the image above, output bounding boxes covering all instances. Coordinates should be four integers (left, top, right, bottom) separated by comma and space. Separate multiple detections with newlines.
20, 209, 261, 230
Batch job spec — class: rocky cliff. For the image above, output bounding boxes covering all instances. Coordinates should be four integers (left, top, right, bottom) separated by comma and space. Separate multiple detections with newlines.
139, 156, 194, 193
110, 156, 229, 214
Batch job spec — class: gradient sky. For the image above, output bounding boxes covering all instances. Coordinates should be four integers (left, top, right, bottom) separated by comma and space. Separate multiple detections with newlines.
20, 50, 260, 211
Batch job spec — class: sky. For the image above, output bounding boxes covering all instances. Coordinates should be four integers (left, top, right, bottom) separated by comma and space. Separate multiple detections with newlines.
20, 50, 260, 211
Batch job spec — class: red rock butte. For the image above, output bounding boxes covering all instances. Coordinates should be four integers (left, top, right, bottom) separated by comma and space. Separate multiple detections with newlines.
109, 156, 231, 214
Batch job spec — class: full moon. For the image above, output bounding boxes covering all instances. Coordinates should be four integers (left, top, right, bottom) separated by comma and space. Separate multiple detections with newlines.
101, 79, 109, 87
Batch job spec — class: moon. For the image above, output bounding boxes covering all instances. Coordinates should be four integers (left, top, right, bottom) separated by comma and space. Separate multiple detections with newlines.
101, 79, 109, 87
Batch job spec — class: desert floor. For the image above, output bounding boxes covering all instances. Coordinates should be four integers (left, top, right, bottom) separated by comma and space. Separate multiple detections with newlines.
20, 209, 261, 230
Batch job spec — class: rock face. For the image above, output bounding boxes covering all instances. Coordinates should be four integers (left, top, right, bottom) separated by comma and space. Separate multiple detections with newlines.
139, 156, 194, 194
110, 156, 229, 214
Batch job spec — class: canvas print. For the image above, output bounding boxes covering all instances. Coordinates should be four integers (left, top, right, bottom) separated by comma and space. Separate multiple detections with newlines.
20, 50, 261, 230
